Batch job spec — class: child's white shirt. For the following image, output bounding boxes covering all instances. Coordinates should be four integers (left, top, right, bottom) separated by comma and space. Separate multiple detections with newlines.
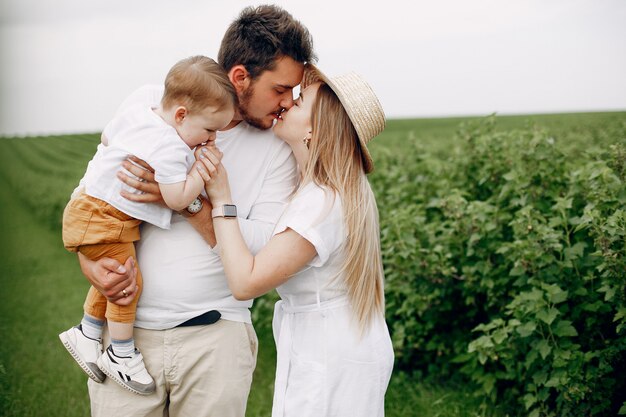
82, 86, 195, 229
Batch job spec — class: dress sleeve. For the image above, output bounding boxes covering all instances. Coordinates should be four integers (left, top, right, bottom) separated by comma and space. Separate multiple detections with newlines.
273, 184, 345, 267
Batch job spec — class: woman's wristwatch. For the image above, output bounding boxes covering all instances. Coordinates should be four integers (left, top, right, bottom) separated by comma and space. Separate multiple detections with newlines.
211, 204, 237, 219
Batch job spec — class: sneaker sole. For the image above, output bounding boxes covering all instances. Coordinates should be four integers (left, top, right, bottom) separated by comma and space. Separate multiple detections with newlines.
96, 356, 154, 396
59, 332, 105, 383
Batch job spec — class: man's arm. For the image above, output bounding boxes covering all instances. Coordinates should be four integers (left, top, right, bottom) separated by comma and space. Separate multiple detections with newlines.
183, 195, 216, 246
77, 253, 138, 305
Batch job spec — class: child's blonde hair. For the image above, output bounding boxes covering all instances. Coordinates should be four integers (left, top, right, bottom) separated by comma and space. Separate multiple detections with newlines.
162, 55, 236, 113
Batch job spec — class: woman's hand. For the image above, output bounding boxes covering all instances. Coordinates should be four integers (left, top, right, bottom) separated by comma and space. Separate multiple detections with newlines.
196, 146, 233, 205
117, 156, 165, 206
78, 253, 138, 305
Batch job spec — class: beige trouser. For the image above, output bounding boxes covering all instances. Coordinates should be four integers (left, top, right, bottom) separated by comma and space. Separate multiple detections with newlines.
88, 319, 258, 417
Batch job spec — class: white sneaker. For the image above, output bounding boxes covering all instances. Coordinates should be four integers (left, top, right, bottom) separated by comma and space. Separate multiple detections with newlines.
97, 345, 156, 395
59, 325, 106, 383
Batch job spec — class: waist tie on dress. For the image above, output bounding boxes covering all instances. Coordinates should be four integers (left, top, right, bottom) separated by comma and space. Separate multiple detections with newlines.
271, 296, 350, 417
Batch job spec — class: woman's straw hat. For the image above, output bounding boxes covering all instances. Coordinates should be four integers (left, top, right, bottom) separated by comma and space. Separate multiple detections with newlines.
301, 64, 385, 174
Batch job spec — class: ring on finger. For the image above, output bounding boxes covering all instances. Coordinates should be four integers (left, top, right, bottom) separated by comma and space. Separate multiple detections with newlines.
122, 289, 128, 297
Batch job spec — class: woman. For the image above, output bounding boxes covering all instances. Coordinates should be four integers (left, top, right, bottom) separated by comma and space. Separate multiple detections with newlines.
197, 64, 394, 417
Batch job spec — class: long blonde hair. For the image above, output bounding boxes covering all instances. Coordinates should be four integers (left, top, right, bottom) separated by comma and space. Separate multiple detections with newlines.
300, 83, 385, 331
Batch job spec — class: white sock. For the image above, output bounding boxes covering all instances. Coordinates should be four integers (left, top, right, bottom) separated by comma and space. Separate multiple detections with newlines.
111, 338, 135, 358
80, 314, 104, 340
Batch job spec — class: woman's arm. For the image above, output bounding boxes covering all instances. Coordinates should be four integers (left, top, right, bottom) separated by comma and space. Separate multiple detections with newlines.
216, 222, 316, 300
197, 148, 316, 300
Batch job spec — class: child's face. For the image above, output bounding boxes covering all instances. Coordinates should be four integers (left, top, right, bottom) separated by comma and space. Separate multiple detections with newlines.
176, 105, 234, 148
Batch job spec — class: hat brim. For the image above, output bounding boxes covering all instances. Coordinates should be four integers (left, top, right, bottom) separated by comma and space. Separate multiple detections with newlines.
301, 64, 377, 174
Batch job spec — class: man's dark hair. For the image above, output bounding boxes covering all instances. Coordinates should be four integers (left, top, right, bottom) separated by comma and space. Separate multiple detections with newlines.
218, 5, 316, 79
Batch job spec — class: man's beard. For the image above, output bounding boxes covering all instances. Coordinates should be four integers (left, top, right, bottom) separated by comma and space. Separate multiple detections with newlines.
238, 84, 273, 130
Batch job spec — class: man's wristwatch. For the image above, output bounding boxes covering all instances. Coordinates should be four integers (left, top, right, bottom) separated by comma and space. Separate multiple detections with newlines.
211, 204, 237, 219
181, 196, 203, 217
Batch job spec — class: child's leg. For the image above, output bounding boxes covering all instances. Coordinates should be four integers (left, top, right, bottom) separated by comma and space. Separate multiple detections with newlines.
80, 242, 154, 394
80, 285, 108, 340
78, 241, 142, 356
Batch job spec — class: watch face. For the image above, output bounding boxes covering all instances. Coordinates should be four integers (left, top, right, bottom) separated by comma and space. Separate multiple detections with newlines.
187, 197, 203, 214
223, 204, 237, 217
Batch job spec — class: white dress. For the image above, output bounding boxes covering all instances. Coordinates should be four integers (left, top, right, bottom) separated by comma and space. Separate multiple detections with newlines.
271, 183, 394, 417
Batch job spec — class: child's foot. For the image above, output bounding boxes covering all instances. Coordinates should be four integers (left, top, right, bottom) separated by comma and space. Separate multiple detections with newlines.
59, 325, 106, 383
97, 345, 156, 395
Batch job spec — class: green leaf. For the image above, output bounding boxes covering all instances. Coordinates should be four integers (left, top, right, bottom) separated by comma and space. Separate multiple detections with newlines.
598, 284, 616, 302
493, 329, 508, 345
614, 307, 626, 323
517, 321, 537, 338
553, 320, 578, 337
523, 393, 537, 410
545, 373, 563, 387
536, 339, 552, 359
537, 307, 560, 325
525, 348, 539, 369
482, 374, 496, 394
618, 402, 626, 415
532, 369, 548, 386
564, 242, 586, 262
541, 283, 568, 304
510, 265, 526, 276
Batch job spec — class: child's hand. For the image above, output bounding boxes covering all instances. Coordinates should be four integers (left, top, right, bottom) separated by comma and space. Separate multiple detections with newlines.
196, 147, 231, 206
194, 143, 223, 162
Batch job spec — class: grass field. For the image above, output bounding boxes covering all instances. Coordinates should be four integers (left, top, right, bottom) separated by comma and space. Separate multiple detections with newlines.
0, 111, 623, 416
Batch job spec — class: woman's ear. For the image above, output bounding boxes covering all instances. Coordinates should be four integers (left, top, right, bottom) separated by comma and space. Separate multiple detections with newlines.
174, 106, 188, 124
229, 65, 250, 93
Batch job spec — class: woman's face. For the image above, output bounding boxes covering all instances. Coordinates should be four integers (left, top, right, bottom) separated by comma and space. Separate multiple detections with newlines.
272, 82, 321, 145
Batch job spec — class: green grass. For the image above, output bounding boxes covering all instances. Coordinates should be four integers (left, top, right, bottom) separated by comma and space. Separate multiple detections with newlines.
1, 111, 624, 416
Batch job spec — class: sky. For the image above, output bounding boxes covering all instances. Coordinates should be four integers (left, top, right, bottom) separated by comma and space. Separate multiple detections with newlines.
1, 0, 625, 137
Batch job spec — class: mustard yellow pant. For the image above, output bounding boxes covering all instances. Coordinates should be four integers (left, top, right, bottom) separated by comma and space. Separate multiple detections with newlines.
62, 193, 142, 324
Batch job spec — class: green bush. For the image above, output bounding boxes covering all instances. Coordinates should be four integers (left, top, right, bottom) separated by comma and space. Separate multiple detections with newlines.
372, 116, 626, 416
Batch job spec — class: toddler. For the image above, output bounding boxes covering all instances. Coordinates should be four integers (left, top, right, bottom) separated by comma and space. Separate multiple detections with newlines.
59, 55, 235, 395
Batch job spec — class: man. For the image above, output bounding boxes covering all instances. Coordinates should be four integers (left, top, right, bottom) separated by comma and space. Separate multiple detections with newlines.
74, 5, 315, 416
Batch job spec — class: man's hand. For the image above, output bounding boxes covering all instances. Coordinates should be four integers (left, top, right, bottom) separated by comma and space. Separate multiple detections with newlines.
117, 156, 165, 206
78, 253, 138, 305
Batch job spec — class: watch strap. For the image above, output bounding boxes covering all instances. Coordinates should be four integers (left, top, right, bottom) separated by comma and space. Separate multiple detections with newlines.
212, 204, 237, 218
180, 196, 203, 217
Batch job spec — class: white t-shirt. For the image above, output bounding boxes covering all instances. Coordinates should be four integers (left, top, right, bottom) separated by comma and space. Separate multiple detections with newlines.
83, 86, 196, 229
273, 182, 347, 306
128, 85, 298, 328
